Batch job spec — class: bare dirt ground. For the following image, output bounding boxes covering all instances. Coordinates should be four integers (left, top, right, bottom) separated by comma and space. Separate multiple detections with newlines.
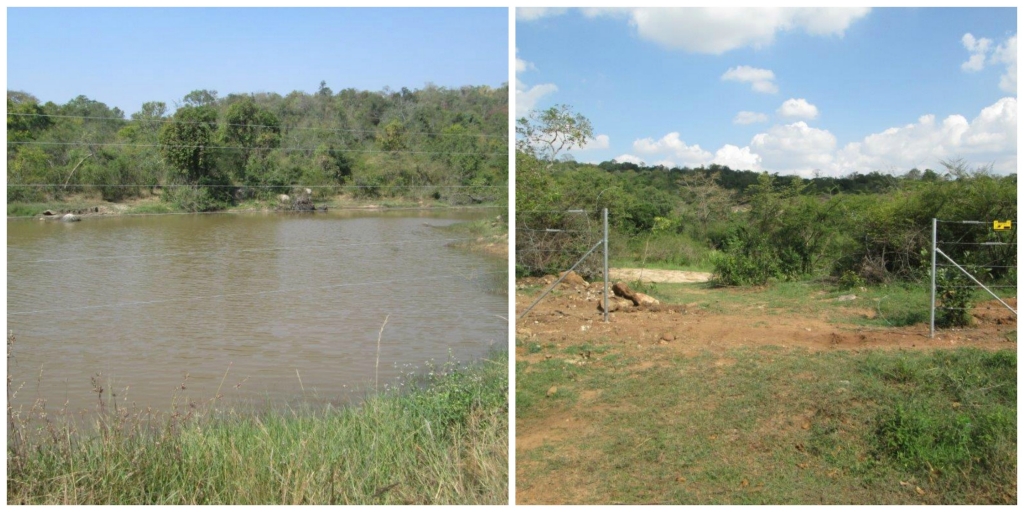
515, 276, 1016, 504
608, 268, 712, 283
516, 278, 1015, 357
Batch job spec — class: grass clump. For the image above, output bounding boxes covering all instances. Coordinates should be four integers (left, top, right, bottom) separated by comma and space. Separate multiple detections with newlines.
866, 349, 1016, 494
8, 353, 508, 505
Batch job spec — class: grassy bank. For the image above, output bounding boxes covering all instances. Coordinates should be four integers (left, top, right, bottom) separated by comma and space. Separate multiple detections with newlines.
516, 344, 1015, 504
8, 352, 508, 505
7, 192, 503, 218
438, 216, 509, 261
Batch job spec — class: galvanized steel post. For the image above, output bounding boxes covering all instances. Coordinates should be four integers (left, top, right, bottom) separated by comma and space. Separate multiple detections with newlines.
930, 217, 936, 338
603, 208, 609, 323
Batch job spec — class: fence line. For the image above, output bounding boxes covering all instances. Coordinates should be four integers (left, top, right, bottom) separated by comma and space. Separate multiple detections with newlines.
7, 112, 508, 138
8, 183, 507, 189
930, 217, 1017, 337
7, 204, 504, 220
7, 140, 505, 157
7, 237, 484, 265
515, 207, 609, 321
8, 270, 506, 317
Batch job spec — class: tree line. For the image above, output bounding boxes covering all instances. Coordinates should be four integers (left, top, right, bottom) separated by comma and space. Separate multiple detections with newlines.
516, 105, 1016, 291
8, 82, 508, 211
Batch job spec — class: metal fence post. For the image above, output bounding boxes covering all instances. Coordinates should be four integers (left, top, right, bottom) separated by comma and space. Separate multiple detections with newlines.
603, 208, 609, 323
930, 217, 936, 338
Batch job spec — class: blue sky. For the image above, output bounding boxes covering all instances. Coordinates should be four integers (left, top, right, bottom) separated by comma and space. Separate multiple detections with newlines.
516, 8, 1017, 176
8, 7, 509, 116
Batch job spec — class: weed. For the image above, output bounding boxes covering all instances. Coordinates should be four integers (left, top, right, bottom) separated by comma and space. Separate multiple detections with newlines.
8, 350, 509, 505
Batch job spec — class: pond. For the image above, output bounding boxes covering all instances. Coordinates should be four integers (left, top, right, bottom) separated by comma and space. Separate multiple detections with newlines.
7, 210, 507, 415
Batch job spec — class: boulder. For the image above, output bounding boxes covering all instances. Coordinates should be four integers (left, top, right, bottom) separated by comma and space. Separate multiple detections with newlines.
559, 270, 588, 287
611, 281, 660, 306
598, 296, 632, 313
61, 214, 81, 222
612, 281, 641, 305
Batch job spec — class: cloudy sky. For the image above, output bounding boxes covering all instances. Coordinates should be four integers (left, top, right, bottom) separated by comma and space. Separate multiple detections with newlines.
516, 7, 1016, 176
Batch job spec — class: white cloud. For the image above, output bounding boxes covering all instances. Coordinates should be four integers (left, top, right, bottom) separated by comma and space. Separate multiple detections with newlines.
734, 111, 769, 125
579, 134, 611, 151
613, 99, 1015, 177
613, 154, 645, 165
515, 55, 534, 75
712, 144, 763, 171
515, 49, 557, 118
632, 132, 714, 167
960, 33, 1017, 94
834, 97, 1017, 175
721, 66, 778, 94
562, 7, 870, 54
516, 7, 569, 21
750, 122, 837, 175
992, 35, 1017, 94
624, 132, 764, 171
961, 33, 993, 72
777, 98, 819, 120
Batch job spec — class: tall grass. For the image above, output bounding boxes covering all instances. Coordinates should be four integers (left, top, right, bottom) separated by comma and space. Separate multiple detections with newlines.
7, 342, 508, 505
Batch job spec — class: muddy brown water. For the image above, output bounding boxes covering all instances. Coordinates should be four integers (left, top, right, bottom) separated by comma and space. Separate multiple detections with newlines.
7, 211, 507, 415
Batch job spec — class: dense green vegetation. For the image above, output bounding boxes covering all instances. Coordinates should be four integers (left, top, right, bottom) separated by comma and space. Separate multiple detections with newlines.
8, 351, 508, 505
8, 83, 508, 212
515, 107, 1016, 299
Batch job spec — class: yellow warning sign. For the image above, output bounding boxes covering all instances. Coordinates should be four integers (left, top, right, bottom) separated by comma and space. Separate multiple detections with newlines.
993, 220, 1012, 231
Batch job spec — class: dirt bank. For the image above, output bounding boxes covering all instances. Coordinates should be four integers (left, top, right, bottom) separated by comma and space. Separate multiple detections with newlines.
516, 278, 1015, 356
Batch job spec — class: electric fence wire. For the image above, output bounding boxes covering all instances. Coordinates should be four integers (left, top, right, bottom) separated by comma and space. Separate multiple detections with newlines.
7, 140, 505, 156
7, 236, 487, 264
6, 204, 505, 220
8, 270, 506, 317
6, 112, 509, 138
8, 183, 506, 188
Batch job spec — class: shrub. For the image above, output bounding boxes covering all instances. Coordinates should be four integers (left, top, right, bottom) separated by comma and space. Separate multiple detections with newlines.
935, 266, 982, 328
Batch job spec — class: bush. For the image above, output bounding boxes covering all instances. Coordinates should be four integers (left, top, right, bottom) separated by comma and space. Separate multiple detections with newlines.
163, 185, 231, 212
711, 229, 785, 286
837, 270, 866, 290
935, 266, 982, 328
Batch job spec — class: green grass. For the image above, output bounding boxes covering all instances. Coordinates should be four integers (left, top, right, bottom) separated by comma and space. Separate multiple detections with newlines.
516, 347, 1016, 504
7, 201, 98, 217
608, 258, 715, 273
125, 202, 178, 215
8, 353, 508, 505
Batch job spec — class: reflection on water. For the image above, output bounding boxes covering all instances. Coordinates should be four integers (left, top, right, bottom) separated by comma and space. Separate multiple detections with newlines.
7, 210, 507, 414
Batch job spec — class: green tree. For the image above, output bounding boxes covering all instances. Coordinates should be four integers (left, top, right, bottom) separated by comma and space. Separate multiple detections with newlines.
221, 97, 281, 186
158, 105, 229, 210
376, 120, 406, 152
181, 89, 218, 108
515, 104, 593, 164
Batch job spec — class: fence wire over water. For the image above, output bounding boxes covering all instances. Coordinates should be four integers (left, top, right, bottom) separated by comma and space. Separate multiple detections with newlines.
7, 212, 508, 416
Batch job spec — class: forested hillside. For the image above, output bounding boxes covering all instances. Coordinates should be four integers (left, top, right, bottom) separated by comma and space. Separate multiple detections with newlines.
516, 107, 1017, 288
8, 83, 508, 211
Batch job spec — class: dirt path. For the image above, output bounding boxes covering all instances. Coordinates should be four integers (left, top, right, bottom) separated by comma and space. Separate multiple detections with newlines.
609, 268, 712, 283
